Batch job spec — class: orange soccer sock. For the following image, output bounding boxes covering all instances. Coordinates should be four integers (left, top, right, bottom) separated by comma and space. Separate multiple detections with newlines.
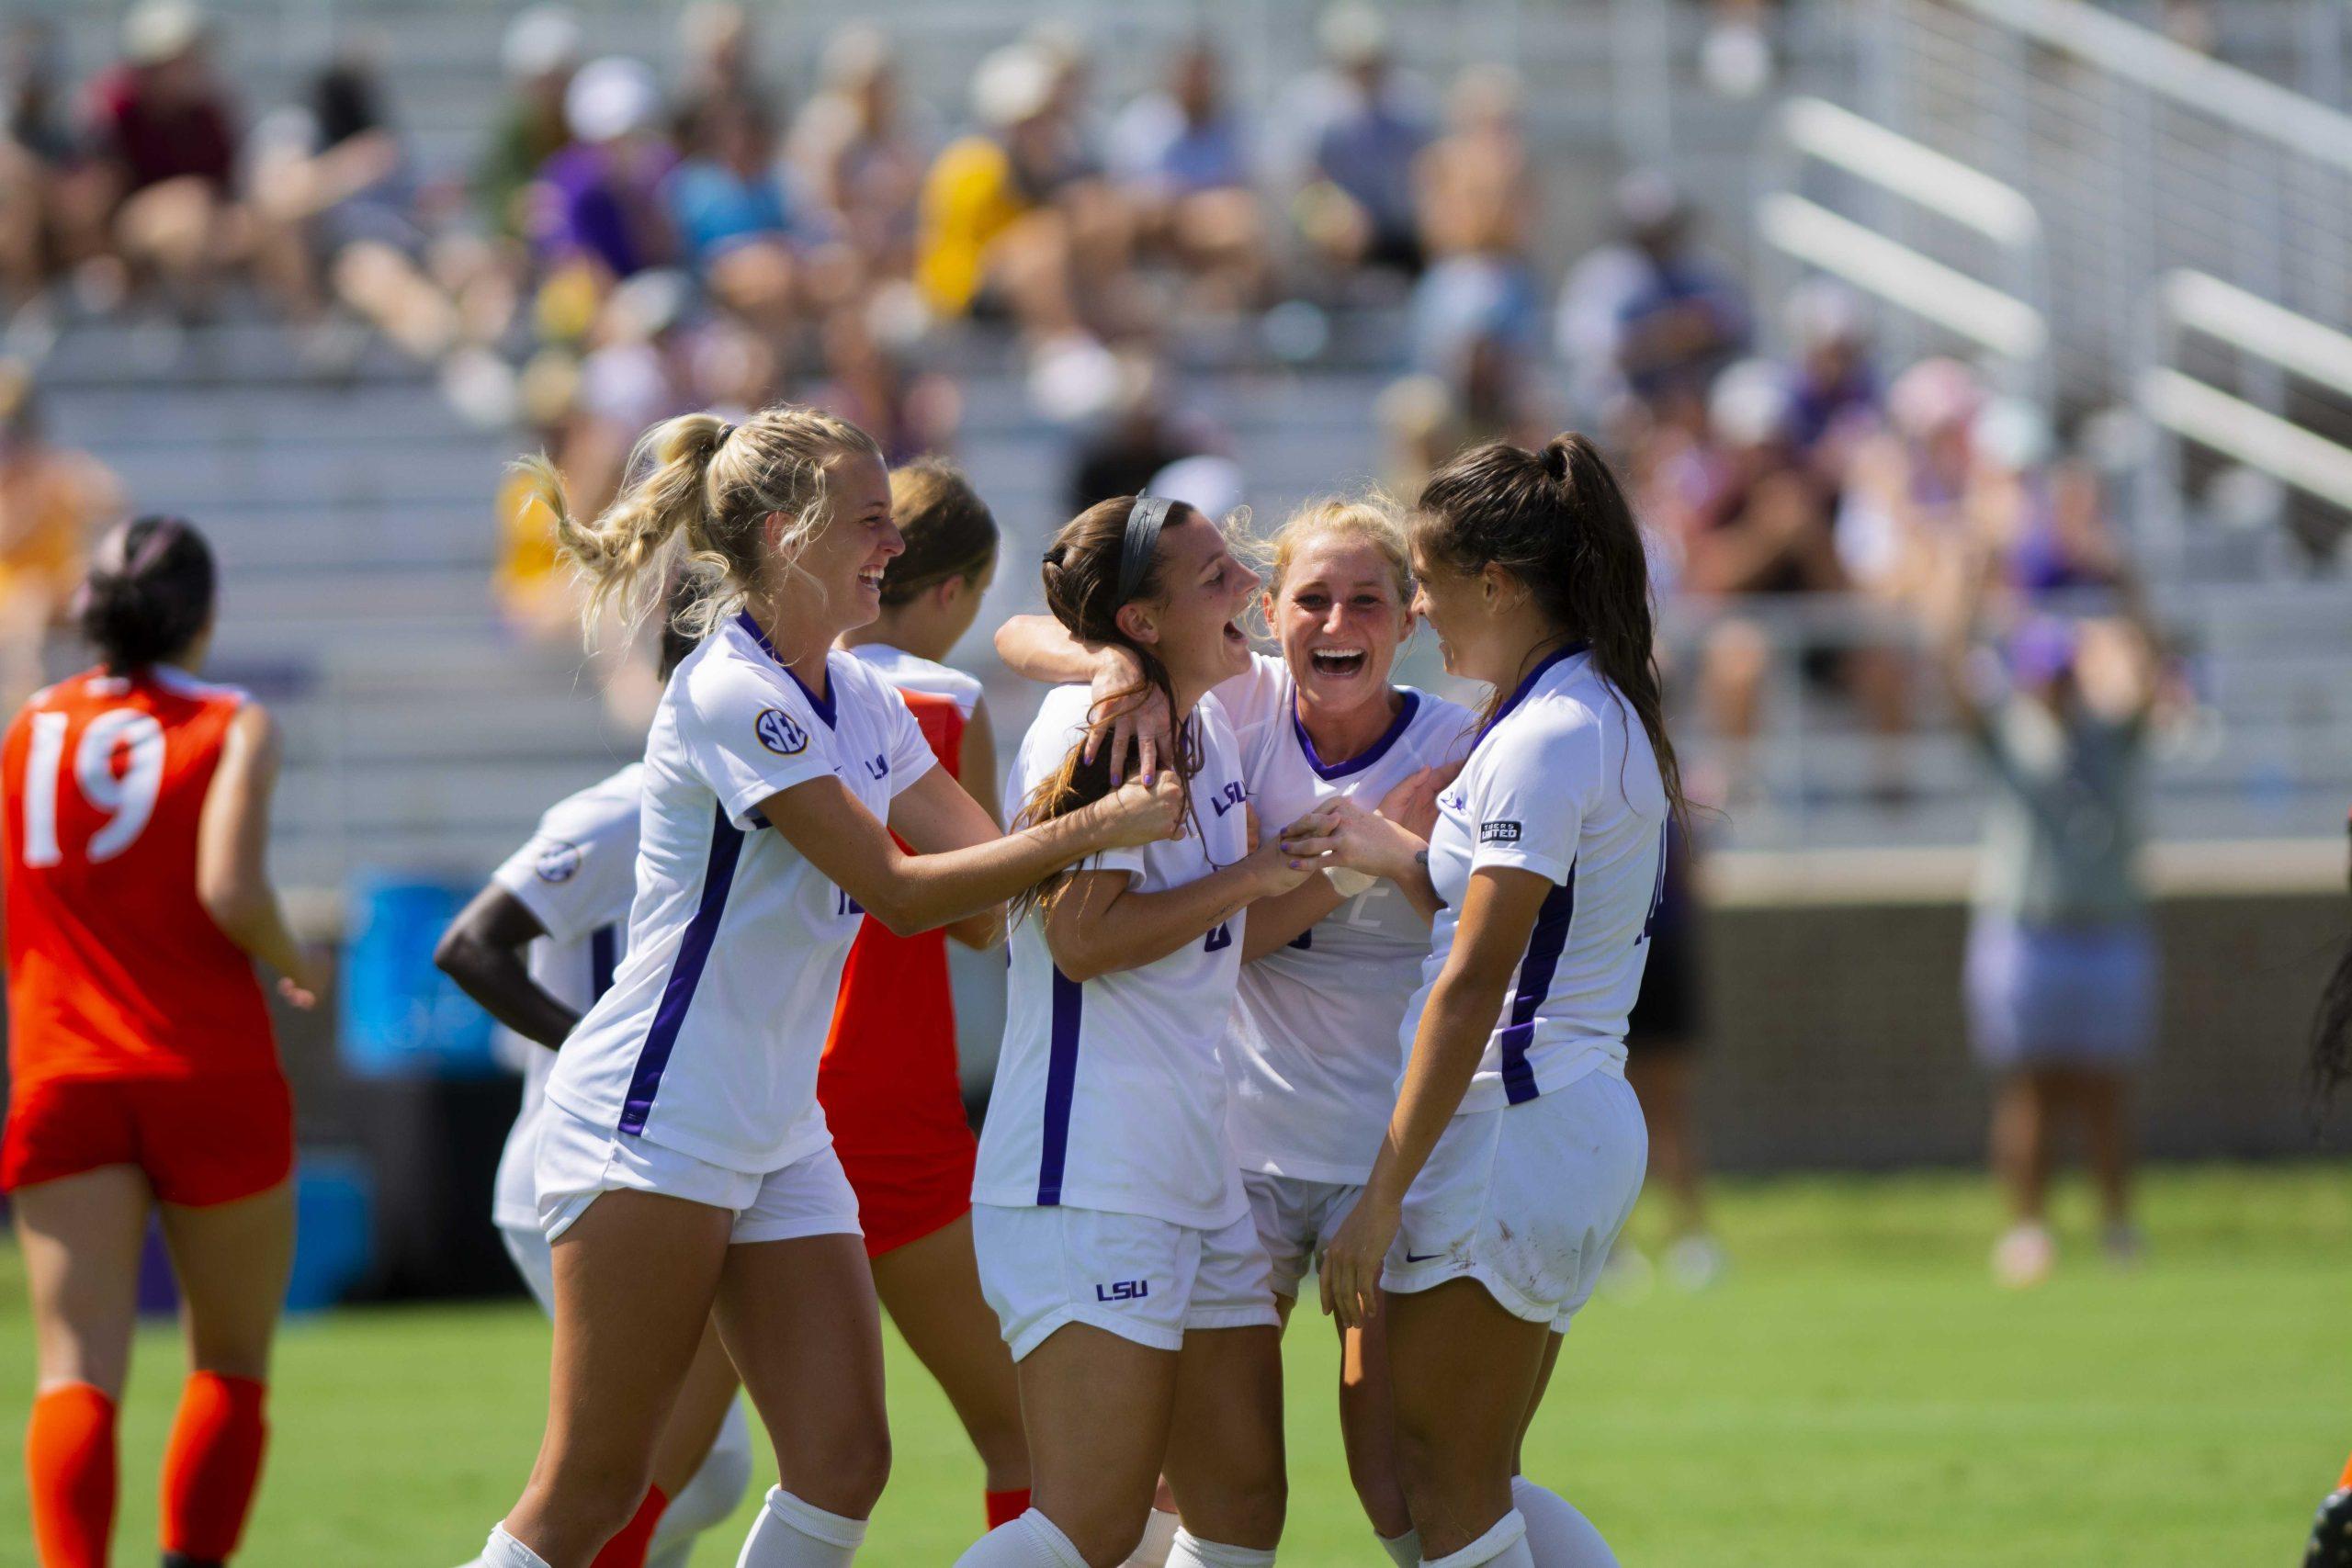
28, 1382, 117, 1568
159, 1372, 268, 1563
589, 1484, 672, 1568
986, 1489, 1033, 1529
2339, 1451, 2352, 1492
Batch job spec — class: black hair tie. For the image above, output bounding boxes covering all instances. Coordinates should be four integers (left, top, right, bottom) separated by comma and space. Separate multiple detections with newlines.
1114, 495, 1172, 604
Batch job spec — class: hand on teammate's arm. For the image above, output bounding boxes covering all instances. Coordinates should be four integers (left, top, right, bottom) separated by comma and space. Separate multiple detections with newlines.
1046, 839, 1312, 983
775, 769, 1182, 939
197, 703, 330, 1009
432, 886, 581, 1049
1319, 865, 1551, 1328
1279, 795, 1442, 923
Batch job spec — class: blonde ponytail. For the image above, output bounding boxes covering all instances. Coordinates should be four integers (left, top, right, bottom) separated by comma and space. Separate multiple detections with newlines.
526, 402, 886, 643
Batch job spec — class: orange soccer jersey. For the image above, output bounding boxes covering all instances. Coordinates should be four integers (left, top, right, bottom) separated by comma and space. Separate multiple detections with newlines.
820, 648, 983, 1254
1, 666, 275, 1089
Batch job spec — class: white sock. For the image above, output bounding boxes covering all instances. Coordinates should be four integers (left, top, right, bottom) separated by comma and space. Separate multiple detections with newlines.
1423, 1509, 1533, 1568
1377, 1528, 1423, 1566
954, 1507, 1088, 1567
1120, 1507, 1181, 1568
651, 1400, 756, 1556
735, 1485, 866, 1567
1510, 1477, 1618, 1567
1165, 1529, 1276, 1567
480, 1527, 553, 1568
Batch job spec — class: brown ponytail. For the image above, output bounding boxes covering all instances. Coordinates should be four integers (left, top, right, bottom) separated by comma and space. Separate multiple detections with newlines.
1414, 433, 1689, 829
1011, 495, 1210, 922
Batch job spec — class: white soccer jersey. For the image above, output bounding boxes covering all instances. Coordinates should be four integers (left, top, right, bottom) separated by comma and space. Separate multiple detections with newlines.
1215, 654, 1477, 1182
1408, 646, 1668, 1111
487, 763, 644, 1230
841, 641, 985, 719
975, 684, 1253, 1230
545, 612, 937, 1173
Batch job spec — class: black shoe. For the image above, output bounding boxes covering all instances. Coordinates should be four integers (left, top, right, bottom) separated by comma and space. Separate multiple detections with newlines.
2306, 1486, 2352, 1568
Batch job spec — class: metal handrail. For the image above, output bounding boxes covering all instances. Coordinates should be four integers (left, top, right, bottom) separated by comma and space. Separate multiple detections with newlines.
1758, 96, 2051, 404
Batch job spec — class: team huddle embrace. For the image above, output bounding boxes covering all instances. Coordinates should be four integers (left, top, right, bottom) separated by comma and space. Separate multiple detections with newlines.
1, 399, 1679, 1568
475, 403, 1681, 1568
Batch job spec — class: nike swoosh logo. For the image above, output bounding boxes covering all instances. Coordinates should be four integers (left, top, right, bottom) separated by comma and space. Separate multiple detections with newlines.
1404, 1251, 1444, 1263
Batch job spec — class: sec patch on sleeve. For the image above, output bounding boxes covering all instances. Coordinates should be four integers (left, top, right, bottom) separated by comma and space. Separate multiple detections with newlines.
755, 707, 809, 757
536, 841, 583, 883
1480, 819, 1523, 845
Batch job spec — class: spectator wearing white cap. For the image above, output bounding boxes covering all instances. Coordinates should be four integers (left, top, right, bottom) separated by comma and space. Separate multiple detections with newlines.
530, 56, 679, 283
86, 1, 248, 318
1835, 355, 1985, 604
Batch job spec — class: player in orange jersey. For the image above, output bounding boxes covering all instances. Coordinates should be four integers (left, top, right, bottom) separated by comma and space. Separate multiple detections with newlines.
2, 516, 325, 1568
828, 458, 1033, 1531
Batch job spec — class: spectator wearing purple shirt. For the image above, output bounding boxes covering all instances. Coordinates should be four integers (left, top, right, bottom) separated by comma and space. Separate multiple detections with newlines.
531, 56, 677, 283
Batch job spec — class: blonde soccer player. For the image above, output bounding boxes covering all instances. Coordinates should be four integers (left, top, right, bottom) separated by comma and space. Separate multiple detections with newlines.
470, 406, 1179, 1568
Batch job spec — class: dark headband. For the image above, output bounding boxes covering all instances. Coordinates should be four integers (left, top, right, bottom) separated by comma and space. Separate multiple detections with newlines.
1115, 494, 1173, 604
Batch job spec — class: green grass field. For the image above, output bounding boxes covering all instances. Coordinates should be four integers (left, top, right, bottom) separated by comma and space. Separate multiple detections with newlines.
3, 1164, 2346, 1565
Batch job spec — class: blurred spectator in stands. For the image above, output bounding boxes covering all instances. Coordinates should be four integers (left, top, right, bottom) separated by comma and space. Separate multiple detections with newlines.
0, 364, 123, 708
915, 43, 1083, 339
671, 2, 766, 141
1781, 278, 1880, 485
559, 268, 697, 524
1285, 3, 1434, 287
1699, 0, 1778, 100
478, 6, 580, 243
1410, 65, 1538, 375
1, 22, 113, 313
87, 2, 248, 320
1837, 355, 1982, 604
1375, 371, 1466, 499
531, 57, 678, 287
1556, 171, 1747, 427
1934, 541, 2164, 1289
1064, 352, 1210, 513
665, 96, 801, 336
1660, 360, 1908, 803
248, 53, 469, 366
1106, 40, 1267, 312
1966, 397, 2129, 612
813, 288, 961, 466
788, 27, 928, 290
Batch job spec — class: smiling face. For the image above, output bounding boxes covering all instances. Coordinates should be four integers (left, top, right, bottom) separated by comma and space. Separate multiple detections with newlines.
1116, 512, 1260, 700
1408, 542, 1497, 685
778, 450, 900, 637
1270, 532, 1410, 720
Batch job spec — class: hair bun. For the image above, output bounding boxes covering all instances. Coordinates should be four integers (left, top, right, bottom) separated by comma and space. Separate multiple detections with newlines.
1538, 437, 1575, 480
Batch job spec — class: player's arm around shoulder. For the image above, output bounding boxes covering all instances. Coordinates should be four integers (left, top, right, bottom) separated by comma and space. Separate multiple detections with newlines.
197, 701, 327, 1006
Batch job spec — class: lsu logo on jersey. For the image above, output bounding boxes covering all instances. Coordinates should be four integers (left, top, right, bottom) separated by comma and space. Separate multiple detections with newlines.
535, 840, 583, 883
1094, 1279, 1149, 1303
754, 707, 809, 757
1206, 780, 1247, 817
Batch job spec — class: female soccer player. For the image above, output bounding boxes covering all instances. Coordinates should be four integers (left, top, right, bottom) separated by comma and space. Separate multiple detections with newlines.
997, 496, 1478, 1562
435, 608, 752, 1568
957, 495, 1313, 1568
1300, 434, 1683, 1568
826, 458, 1033, 1530
474, 406, 1181, 1568
4, 516, 327, 1568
